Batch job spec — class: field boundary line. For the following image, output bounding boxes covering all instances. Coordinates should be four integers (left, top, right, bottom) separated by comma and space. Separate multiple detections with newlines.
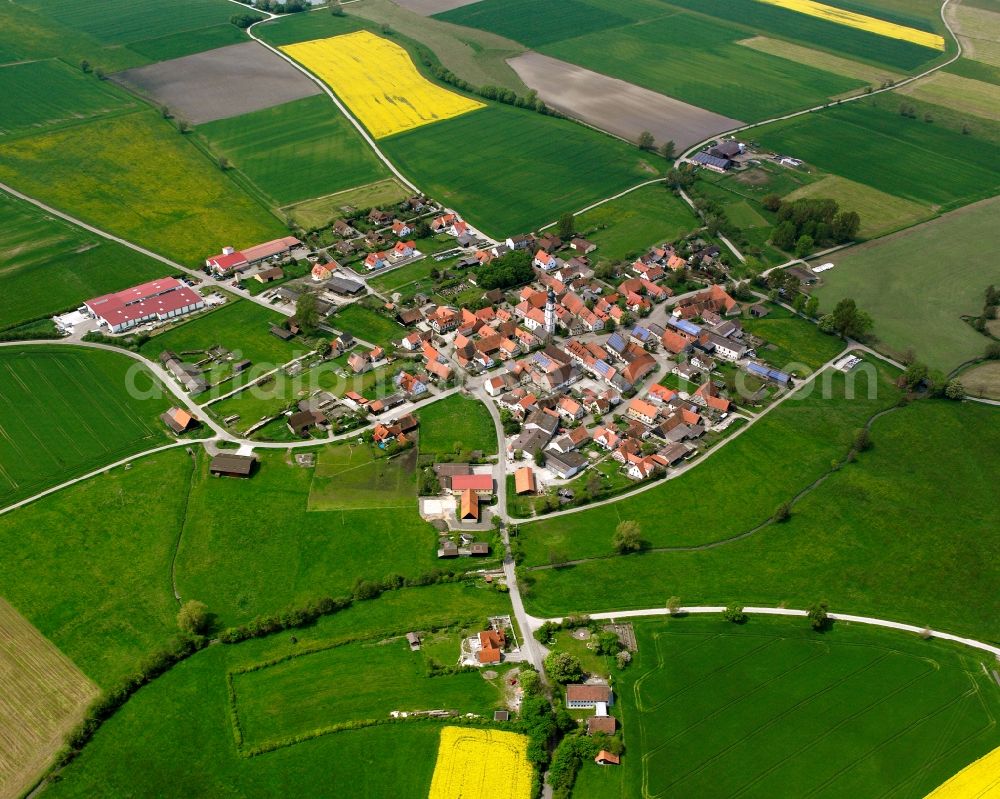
0, 439, 193, 518
244, 16, 421, 196
549, 607, 1000, 660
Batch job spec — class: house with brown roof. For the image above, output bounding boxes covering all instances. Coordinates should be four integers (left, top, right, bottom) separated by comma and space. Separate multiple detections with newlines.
477, 629, 506, 664
566, 684, 613, 709
587, 716, 617, 735
209, 453, 256, 478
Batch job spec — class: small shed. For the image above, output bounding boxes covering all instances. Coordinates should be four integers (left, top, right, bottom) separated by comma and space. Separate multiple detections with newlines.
406, 632, 421, 651
595, 750, 620, 766
209, 453, 255, 478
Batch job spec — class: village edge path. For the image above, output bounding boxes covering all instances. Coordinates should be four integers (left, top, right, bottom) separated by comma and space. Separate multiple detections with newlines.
538, 607, 1000, 660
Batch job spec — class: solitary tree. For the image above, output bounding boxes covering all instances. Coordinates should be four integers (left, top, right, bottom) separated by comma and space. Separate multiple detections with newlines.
804, 295, 820, 318
638, 130, 655, 151
177, 600, 210, 634
612, 519, 642, 553
945, 379, 965, 400
773, 501, 791, 523
544, 651, 584, 684
218, 156, 231, 171
831, 298, 873, 339
666, 596, 682, 615
557, 212, 575, 240
722, 603, 746, 624
807, 600, 830, 631
80, 59, 91, 73
295, 292, 320, 335
659, 140, 676, 159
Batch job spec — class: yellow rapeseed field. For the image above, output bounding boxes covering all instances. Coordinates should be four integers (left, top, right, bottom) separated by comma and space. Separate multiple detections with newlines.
428, 727, 533, 799
923, 745, 1000, 798
757, 0, 946, 50
280, 31, 484, 139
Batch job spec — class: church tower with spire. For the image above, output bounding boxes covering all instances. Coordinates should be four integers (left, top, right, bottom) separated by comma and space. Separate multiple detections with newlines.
544, 287, 556, 337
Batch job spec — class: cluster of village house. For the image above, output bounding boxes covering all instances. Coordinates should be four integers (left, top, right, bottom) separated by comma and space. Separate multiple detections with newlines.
366, 217, 794, 501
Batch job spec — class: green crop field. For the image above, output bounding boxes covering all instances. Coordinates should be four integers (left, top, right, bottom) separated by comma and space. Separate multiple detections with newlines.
574, 184, 700, 263
381, 105, 661, 237
539, 12, 864, 122
308, 444, 416, 510
0, 191, 171, 331
0, 448, 193, 686
436, 0, 647, 48
139, 299, 308, 374
173, 449, 459, 626
197, 96, 389, 207
0, 2, 146, 73
19, 0, 235, 47
814, 197, 1000, 370
741, 304, 852, 374
523, 399, 1000, 642
519, 359, 888, 566
0, 110, 285, 265
746, 99, 1000, 211
233, 636, 505, 749
0, 346, 172, 508
332, 304, 406, 349
41, 582, 512, 798
572, 616, 1000, 799
124, 23, 248, 62
417, 394, 498, 458
0, 59, 138, 138
660, 0, 948, 71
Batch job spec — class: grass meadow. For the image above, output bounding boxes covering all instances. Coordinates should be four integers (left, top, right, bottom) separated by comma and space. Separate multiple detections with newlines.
381, 105, 662, 237
173, 449, 459, 626
0, 190, 170, 331
0, 347, 172, 507
746, 99, 1000, 211
573, 616, 1000, 799
284, 178, 408, 230
574, 184, 700, 263
197, 95, 389, 207
518, 360, 887, 566
0, 598, 99, 799
417, 394, 498, 458
784, 174, 934, 238
741, 304, 852, 374
523, 399, 1000, 642
814, 197, 1000, 370
0, 110, 285, 265
332, 304, 407, 349
539, 12, 864, 122
139, 299, 308, 373
308, 444, 416, 510
233, 637, 504, 749
0, 59, 138, 138
0, 448, 193, 686
43, 583, 511, 798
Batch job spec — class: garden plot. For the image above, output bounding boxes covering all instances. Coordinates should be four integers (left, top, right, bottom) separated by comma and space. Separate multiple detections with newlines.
507, 53, 742, 149
112, 41, 320, 124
